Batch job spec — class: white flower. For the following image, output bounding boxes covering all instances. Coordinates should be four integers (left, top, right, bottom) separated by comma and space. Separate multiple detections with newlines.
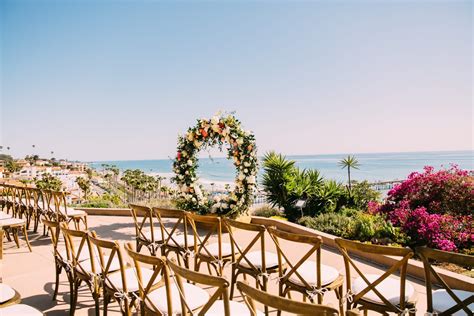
182, 151, 187, 157
238, 173, 245, 181
185, 170, 189, 175
192, 198, 197, 203
211, 116, 219, 125
244, 161, 250, 167
187, 160, 193, 166
178, 174, 184, 179
193, 140, 202, 148
211, 124, 220, 132
187, 132, 194, 141
244, 168, 249, 174
247, 176, 256, 184
221, 203, 228, 209
236, 138, 244, 145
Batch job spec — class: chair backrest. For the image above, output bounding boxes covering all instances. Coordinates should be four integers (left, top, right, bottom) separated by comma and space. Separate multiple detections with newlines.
237, 281, 339, 316
60, 224, 96, 275
152, 207, 190, 250
416, 246, 474, 315
187, 213, 227, 270
42, 219, 67, 260
335, 238, 414, 312
268, 226, 324, 292
129, 204, 156, 242
124, 242, 171, 315
223, 218, 267, 272
89, 234, 129, 294
167, 258, 229, 316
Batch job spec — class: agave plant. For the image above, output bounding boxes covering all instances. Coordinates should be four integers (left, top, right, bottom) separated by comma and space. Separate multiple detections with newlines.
261, 151, 295, 210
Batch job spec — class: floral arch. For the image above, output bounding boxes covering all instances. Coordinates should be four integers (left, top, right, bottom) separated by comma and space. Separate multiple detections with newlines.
173, 114, 258, 217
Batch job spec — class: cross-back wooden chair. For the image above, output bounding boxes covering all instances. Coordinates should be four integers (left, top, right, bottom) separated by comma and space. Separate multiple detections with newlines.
0, 184, 6, 211
4, 185, 17, 216
168, 257, 256, 316
416, 246, 474, 316
15, 185, 29, 221
268, 226, 344, 314
129, 204, 163, 256
237, 281, 346, 316
43, 219, 74, 301
335, 238, 417, 316
61, 224, 102, 316
54, 191, 88, 230
30, 187, 45, 232
152, 207, 194, 269
224, 218, 280, 315
89, 234, 139, 316
124, 242, 172, 316
187, 213, 235, 276
0, 210, 32, 252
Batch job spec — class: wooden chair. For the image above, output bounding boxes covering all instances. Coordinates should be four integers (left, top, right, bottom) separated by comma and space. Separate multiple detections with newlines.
237, 280, 344, 316
30, 188, 45, 233
0, 283, 21, 308
224, 218, 280, 315
124, 242, 172, 315
167, 257, 257, 315
268, 226, 344, 314
187, 213, 235, 276
43, 219, 75, 301
89, 234, 146, 316
61, 225, 107, 316
54, 191, 88, 230
0, 214, 32, 252
416, 246, 474, 315
129, 204, 163, 256
152, 207, 194, 269
335, 238, 417, 316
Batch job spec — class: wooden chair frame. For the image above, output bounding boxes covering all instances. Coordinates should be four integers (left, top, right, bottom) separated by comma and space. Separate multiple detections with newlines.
335, 238, 416, 316
268, 226, 344, 314
43, 219, 74, 301
167, 257, 233, 316
187, 213, 233, 276
152, 207, 193, 269
237, 281, 341, 316
124, 242, 171, 316
61, 224, 100, 316
416, 246, 474, 316
224, 218, 279, 316
129, 204, 162, 256
55, 191, 87, 230
30, 187, 45, 233
89, 234, 134, 316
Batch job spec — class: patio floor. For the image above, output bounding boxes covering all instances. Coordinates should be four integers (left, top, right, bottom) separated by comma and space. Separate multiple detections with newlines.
1, 215, 429, 315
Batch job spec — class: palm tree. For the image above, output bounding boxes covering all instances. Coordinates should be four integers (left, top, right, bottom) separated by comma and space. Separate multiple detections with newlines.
338, 155, 360, 191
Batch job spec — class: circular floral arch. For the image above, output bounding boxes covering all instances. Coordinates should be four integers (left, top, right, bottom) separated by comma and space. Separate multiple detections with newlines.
173, 114, 258, 217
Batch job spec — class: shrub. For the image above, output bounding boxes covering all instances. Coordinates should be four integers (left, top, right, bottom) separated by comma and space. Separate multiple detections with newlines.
253, 205, 282, 218
298, 214, 353, 238
35, 174, 63, 191
377, 165, 473, 252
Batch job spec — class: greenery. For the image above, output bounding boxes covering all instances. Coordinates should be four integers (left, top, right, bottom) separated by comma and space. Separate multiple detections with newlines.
252, 205, 283, 218
0, 154, 13, 161
262, 152, 379, 222
35, 174, 63, 191
121, 169, 161, 200
75, 193, 125, 208
5, 160, 21, 174
338, 155, 360, 191
76, 176, 91, 199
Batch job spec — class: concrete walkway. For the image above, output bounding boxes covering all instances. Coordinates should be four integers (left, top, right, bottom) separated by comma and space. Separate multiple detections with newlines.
1, 215, 429, 315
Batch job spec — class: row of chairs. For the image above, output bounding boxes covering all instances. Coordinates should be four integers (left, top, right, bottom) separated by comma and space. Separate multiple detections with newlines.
129, 205, 474, 316
0, 183, 88, 232
44, 219, 358, 316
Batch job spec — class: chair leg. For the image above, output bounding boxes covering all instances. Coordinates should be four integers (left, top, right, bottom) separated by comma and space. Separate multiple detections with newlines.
70, 280, 80, 316
22, 225, 32, 252
53, 263, 61, 300
261, 275, 269, 316
103, 293, 110, 316
13, 228, 20, 248
229, 267, 237, 299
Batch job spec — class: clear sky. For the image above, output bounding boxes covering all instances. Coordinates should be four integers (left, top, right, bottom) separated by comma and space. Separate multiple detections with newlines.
1, 0, 472, 161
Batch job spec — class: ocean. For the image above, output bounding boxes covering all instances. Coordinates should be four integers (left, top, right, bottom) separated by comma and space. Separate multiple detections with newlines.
90, 150, 473, 185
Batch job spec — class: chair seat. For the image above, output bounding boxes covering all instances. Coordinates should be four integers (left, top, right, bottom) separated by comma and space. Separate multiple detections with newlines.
146, 282, 209, 314
239, 251, 280, 269
0, 304, 43, 315
105, 267, 159, 292
0, 212, 11, 220
0, 217, 25, 227
287, 261, 340, 287
432, 289, 474, 316
165, 234, 195, 248
352, 274, 416, 305
59, 248, 100, 263
204, 299, 264, 316
199, 242, 234, 257
77, 255, 121, 274
142, 229, 163, 241
0, 284, 15, 303
58, 207, 86, 217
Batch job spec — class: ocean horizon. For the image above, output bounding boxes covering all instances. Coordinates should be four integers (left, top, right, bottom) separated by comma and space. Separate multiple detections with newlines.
89, 150, 474, 185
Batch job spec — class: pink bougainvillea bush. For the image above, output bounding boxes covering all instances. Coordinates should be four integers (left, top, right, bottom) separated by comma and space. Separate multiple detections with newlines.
377, 165, 473, 253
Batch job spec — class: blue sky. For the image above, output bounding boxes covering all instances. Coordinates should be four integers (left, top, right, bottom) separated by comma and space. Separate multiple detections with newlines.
1, 0, 472, 161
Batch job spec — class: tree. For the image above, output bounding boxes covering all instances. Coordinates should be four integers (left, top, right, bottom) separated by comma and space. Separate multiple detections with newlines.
35, 174, 63, 191
5, 160, 22, 174
338, 155, 360, 191
76, 177, 91, 199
